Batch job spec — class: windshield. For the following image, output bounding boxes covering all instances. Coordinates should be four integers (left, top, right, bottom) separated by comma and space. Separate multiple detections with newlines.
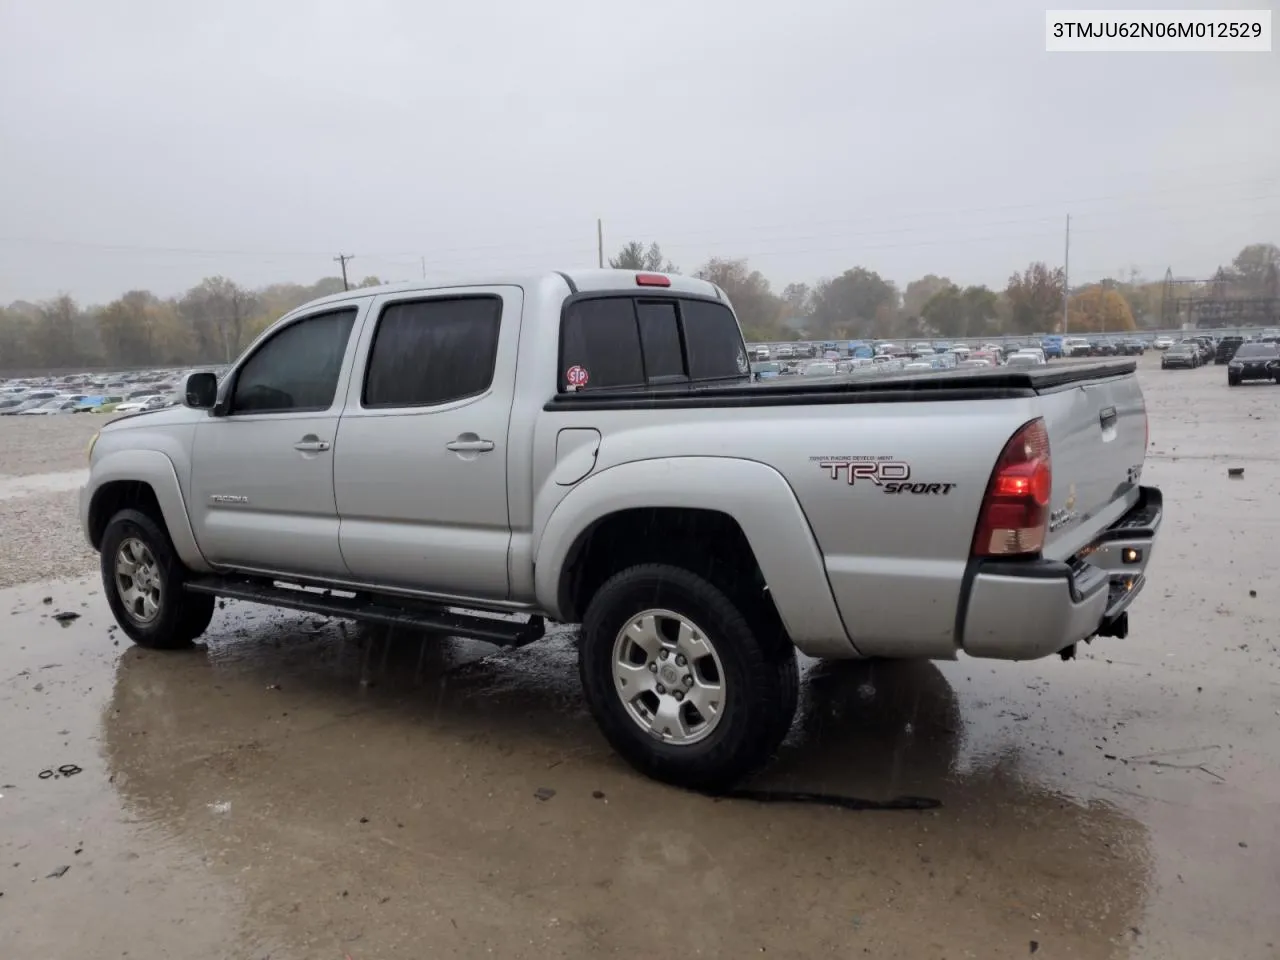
1234, 343, 1279, 359
1169, 344, 1194, 354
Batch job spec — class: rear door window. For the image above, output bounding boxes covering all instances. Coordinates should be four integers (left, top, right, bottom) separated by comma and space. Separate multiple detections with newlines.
362, 296, 502, 407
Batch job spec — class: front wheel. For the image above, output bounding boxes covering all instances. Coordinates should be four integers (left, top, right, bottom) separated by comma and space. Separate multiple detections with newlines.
579, 563, 798, 792
100, 508, 216, 649
1228, 377, 1240, 387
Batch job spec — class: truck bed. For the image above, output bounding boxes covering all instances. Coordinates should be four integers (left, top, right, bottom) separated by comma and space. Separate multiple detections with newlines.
543, 360, 1138, 410
542, 357, 1147, 659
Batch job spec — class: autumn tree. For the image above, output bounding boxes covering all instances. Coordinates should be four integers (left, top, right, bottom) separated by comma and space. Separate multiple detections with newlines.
902, 274, 952, 319
1066, 284, 1137, 333
29, 295, 85, 366
780, 282, 811, 319
99, 291, 159, 366
1229, 243, 1280, 297
920, 284, 999, 338
0, 304, 39, 367
179, 276, 259, 362
694, 257, 781, 341
808, 267, 899, 338
1005, 262, 1065, 334
609, 241, 678, 273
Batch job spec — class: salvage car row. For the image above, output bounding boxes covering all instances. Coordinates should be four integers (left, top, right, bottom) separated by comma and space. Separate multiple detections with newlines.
0, 366, 225, 415
1159, 332, 1280, 385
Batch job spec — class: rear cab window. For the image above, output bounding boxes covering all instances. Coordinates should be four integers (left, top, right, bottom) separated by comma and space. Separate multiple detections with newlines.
558, 295, 749, 392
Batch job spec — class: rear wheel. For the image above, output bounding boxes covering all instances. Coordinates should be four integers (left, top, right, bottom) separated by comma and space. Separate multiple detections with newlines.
101, 508, 215, 649
579, 563, 798, 791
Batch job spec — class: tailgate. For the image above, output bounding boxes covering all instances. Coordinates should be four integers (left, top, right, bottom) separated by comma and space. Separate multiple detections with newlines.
1035, 368, 1147, 560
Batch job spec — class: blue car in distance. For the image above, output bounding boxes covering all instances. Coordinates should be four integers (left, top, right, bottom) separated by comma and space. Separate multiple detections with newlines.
1041, 335, 1064, 359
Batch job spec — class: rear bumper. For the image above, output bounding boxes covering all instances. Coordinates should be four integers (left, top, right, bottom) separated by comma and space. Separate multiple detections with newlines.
959, 486, 1162, 661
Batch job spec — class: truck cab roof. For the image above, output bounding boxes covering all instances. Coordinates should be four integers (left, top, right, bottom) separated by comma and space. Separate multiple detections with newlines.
291, 270, 725, 316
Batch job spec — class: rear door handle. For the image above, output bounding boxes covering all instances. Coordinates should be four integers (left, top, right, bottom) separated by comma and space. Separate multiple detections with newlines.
446, 438, 495, 453
293, 439, 331, 452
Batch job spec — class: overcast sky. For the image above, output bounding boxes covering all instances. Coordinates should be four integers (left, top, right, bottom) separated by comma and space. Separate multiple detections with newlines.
1, 0, 1276, 305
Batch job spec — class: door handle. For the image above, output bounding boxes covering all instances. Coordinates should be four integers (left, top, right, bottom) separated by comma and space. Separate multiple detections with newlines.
293, 439, 331, 452
446, 438, 495, 453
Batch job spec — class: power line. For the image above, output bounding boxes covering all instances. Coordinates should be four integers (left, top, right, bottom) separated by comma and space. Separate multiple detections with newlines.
333, 253, 354, 291
1062, 215, 1071, 335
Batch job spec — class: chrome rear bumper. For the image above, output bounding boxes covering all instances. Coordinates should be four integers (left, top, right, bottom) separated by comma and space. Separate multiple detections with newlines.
959, 486, 1162, 661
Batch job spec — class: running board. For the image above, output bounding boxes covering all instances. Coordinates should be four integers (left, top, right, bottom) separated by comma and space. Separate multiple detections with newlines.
184, 576, 545, 647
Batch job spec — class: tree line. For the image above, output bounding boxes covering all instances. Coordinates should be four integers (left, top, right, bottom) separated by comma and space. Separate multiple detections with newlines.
612, 240, 1278, 343
2, 242, 1276, 371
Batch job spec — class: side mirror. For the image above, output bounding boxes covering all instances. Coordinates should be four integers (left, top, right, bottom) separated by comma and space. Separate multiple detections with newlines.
185, 372, 218, 409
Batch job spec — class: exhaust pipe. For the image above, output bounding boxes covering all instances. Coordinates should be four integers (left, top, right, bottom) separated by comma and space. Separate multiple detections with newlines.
1097, 611, 1128, 639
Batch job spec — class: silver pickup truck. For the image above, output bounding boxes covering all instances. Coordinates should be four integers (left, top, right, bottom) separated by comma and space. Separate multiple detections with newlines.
81, 269, 1162, 789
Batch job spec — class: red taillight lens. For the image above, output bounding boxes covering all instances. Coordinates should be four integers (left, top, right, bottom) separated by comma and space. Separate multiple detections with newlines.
635, 272, 671, 287
971, 418, 1052, 558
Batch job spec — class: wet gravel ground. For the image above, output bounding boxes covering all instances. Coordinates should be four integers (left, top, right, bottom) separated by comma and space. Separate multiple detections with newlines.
0, 415, 105, 586
0, 413, 110, 477
1, 353, 1278, 959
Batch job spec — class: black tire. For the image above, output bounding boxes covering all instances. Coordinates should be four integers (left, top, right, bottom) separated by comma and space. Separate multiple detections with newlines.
579, 563, 798, 792
1228, 376, 1240, 387
100, 508, 215, 649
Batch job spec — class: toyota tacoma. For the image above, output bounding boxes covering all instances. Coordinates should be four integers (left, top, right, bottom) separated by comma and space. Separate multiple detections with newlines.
81, 269, 1162, 789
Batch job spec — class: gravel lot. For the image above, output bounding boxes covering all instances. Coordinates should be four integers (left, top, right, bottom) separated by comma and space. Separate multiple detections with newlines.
0, 416, 109, 587
0, 413, 111, 477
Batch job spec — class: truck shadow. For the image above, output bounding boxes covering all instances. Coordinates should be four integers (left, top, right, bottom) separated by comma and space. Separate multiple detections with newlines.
100, 606, 1152, 957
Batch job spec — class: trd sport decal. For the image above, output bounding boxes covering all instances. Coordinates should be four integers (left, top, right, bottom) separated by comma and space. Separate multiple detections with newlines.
812, 455, 956, 495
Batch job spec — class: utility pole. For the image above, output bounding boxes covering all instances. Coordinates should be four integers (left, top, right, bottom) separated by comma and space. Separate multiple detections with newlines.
1061, 215, 1070, 334
597, 219, 604, 268
334, 253, 354, 291
421, 256, 427, 279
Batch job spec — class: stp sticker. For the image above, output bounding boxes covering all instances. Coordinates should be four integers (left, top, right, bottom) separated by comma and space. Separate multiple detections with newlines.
565, 365, 590, 388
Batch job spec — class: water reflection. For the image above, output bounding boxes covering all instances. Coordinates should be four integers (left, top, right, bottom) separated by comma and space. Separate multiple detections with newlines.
102, 609, 1152, 958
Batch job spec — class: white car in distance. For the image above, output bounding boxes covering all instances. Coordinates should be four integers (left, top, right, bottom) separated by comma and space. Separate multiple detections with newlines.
114, 394, 167, 413
802, 361, 838, 377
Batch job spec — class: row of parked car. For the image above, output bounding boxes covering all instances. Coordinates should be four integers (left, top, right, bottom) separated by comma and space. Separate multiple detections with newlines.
752, 341, 1048, 380
1160, 333, 1280, 385
0, 368, 200, 415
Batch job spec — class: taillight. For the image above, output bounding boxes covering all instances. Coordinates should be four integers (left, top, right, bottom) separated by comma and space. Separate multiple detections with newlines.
972, 418, 1052, 558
